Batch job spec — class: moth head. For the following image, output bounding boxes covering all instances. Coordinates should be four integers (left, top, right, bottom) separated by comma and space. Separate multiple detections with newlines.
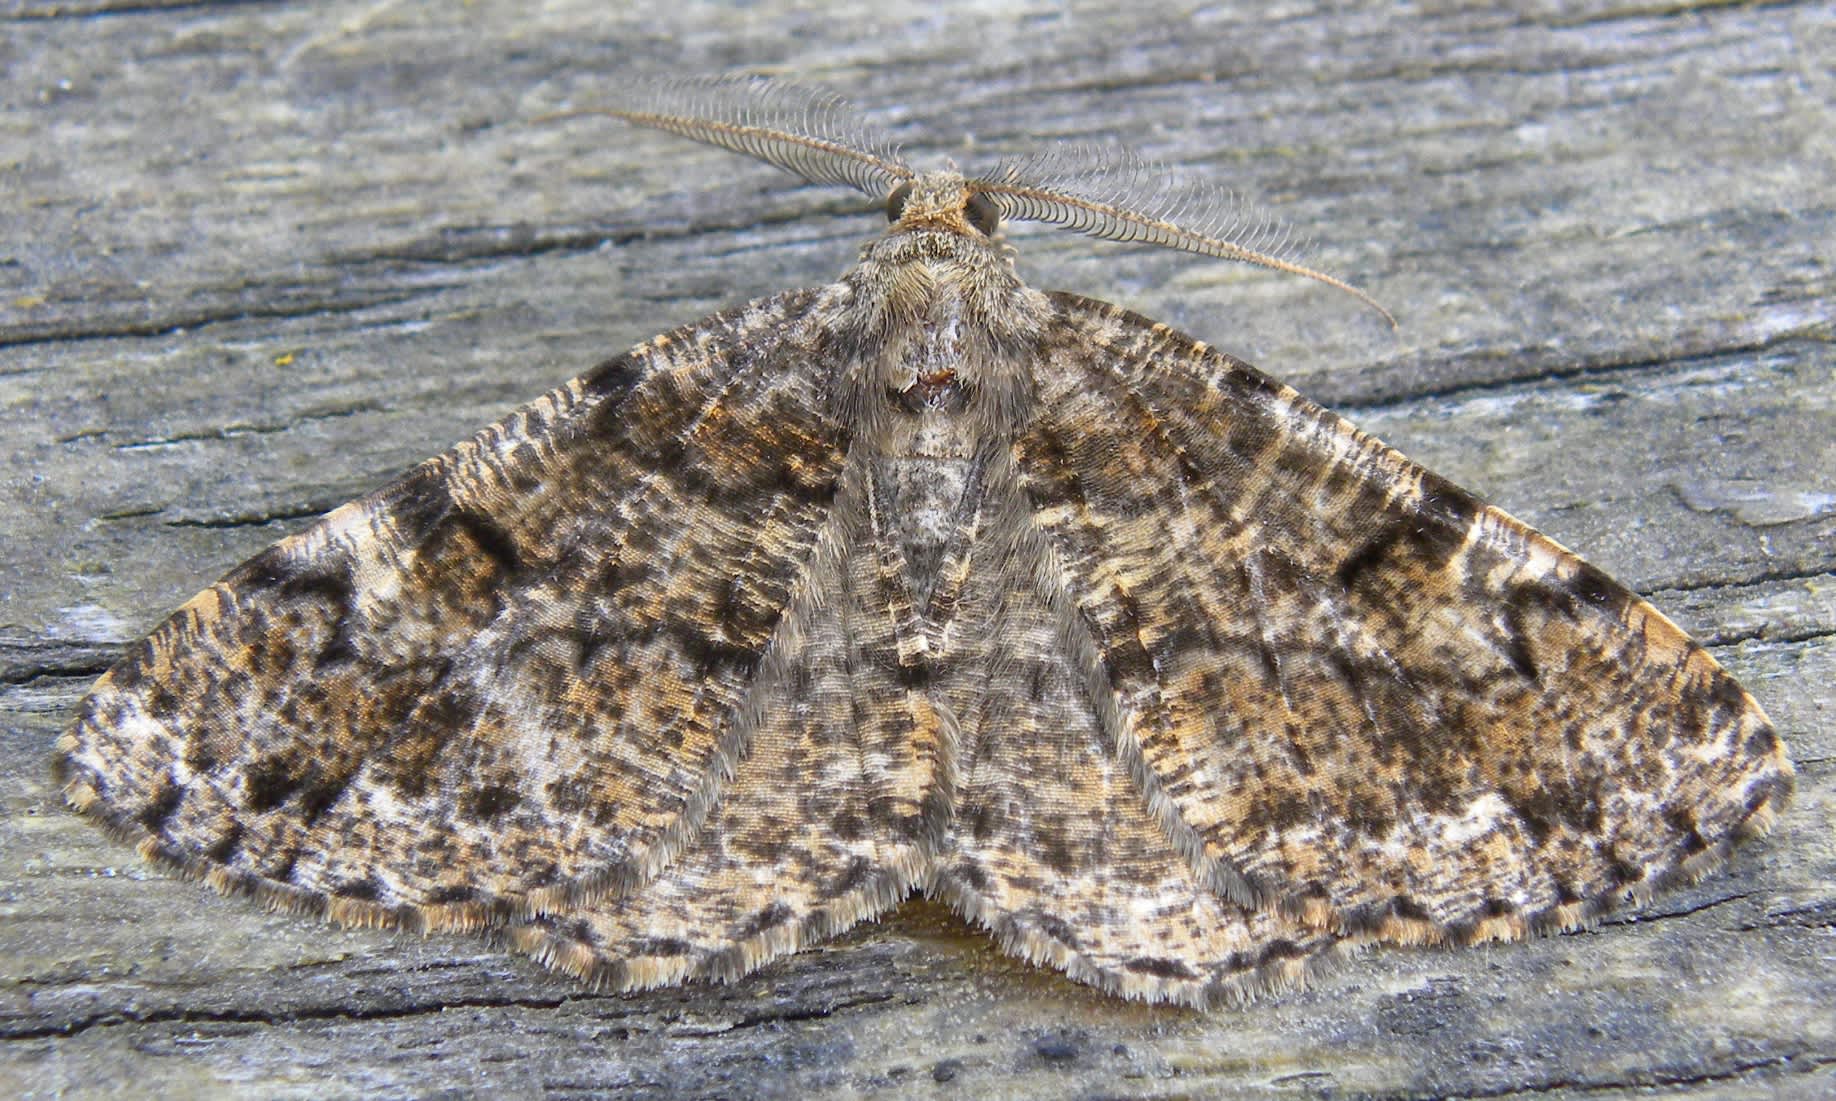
884, 172, 1003, 239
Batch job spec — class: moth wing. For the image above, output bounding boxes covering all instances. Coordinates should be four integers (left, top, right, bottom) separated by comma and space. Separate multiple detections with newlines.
510, 461, 940, 989
57, 289, 857, 929
927, 453, 1345, 1007
1014, 292, 1793, 942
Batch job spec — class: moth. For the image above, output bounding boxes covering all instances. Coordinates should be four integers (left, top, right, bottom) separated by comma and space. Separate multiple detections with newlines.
57, 77, 1792, 1008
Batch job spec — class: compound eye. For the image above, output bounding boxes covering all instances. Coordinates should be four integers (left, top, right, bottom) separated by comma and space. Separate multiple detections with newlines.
885, 182, 913, 223
964, 191, 1001, 236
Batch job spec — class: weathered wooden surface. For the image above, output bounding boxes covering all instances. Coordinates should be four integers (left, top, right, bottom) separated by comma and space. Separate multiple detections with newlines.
2, 1, 1831, 1097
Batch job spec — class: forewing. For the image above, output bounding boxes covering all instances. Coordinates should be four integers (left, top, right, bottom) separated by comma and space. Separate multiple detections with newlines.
57, 289, 854, 928
928, 453, 1346, 1007
1014, 293, 1793, 942
510, 461, 941, 988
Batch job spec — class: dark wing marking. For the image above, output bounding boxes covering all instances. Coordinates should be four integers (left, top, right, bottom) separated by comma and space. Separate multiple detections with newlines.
57, 289, 856, 931
1013, 293, 1793, 944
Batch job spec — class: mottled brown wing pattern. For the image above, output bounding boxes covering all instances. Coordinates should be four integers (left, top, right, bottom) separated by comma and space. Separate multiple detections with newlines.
57, 130, 1794, 1009
929, 452, 1347, 1006
56, 289, 857, 930
510, 460, 943, 990
1014, 293, 1794, 945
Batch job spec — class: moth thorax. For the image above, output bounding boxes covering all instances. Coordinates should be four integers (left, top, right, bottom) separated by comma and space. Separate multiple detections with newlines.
893, 317, 971, 414
894, 367, 969, 414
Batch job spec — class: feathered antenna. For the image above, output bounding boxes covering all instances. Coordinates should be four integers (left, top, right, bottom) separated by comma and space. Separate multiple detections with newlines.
973, 146, 1395, 327
545, 75, 914, 200
554, 75, 1391, 325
